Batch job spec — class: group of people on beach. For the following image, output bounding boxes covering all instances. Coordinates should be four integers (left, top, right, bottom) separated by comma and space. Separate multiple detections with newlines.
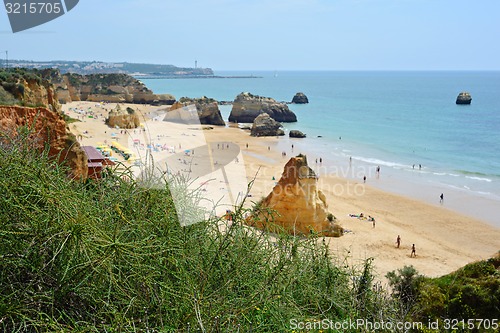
396, 235, 417, 257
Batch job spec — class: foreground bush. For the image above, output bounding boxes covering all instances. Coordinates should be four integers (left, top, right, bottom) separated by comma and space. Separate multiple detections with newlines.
0, 133, 400, 332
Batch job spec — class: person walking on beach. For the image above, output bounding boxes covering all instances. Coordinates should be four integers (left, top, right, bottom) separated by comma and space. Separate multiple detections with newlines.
440, 193, 444, 204
396, 235, 401, 248
363, 175, 366, 183
411, 244, 416, 257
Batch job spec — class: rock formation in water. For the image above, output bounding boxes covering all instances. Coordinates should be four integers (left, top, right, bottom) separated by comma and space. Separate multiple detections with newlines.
0, 105, 88, 180
164, 97, 225, 125
106, 105, 141, 129
289, 129, 306, 138
291, 92, 309, 104
456, 92, 472, 105
247, 155, 342, 237
251, 113, 285, 137
228, 92, 297, 123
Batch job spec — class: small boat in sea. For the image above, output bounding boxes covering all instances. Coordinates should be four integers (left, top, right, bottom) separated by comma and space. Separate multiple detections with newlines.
456, 92, 472, 105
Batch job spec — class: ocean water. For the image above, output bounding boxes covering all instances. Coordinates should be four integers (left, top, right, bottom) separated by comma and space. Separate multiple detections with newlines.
142, 71, 500, 226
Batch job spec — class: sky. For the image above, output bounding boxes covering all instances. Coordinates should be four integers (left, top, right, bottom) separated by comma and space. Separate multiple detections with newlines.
1, 0, 500, 71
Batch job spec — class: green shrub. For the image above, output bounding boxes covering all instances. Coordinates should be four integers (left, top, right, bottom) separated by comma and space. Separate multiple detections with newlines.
386, 265, 424, 312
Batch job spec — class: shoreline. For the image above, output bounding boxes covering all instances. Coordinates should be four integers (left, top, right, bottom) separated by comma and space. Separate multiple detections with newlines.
64, 101, 500, 280
267, 133, 500, 229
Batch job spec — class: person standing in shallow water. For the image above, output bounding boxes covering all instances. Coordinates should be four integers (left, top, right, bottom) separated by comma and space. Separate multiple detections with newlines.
440, 193, 444, 204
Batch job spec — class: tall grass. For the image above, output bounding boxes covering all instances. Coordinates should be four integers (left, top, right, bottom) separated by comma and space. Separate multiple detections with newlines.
0, 132, 401, 332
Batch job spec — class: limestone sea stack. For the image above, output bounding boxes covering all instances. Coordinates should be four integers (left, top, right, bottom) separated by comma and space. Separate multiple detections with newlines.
247, 155, 343, 237
106, 105, 141, 129
291, 92, 309, 104
229, 92, 297, 123
250, 113, 285, 137
456, 92, 472, 105
164, 97, 225, 125
289, 129, 306, 138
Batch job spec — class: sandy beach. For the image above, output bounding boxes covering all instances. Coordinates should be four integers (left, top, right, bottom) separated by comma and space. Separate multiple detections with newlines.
64, 101, 500, 281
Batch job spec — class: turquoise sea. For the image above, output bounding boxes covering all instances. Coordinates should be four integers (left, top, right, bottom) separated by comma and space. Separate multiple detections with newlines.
143, 71, 500, 227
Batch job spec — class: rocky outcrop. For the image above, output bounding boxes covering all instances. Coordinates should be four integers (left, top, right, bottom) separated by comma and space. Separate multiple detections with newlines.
163, 103, 200, 124
52, 72, 176, 105
0, 68, 61, 113
251, 113, 285, 137
164, 97, 225, 125
228, 92, 297, 123
456, 92, 472, 105
289, 130, 306, 138
291, 92, 309, 104
0, 106, 87, 180
106, 105, 141, 129
247, 155, 342, 237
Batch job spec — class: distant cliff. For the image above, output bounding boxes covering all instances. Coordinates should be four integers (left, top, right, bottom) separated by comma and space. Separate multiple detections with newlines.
52, 72, 176, 105
0, 68, 61, 112
8, 59, 214, 77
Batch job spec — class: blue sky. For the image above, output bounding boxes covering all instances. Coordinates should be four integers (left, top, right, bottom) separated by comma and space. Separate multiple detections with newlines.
1, 0, 499, 71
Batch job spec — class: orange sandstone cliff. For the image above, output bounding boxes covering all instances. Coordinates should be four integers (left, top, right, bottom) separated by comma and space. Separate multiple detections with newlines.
247, 155, 343, 237
0, 106, 88, 179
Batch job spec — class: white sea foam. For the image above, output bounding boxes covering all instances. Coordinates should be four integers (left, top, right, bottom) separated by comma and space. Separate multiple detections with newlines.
466, 176, 493, 183
351, 156, 409, 169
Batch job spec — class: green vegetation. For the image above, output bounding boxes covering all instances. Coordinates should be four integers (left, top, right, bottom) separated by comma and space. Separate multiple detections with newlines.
417, 256, 500, 322
179, 96, 217, 105
61, 113, 81, 124
0, 68, 47, 106
386, 259, 500, 332
327, 213, 335, 222
0, 85, 18, 105
0, 131, 403, 332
